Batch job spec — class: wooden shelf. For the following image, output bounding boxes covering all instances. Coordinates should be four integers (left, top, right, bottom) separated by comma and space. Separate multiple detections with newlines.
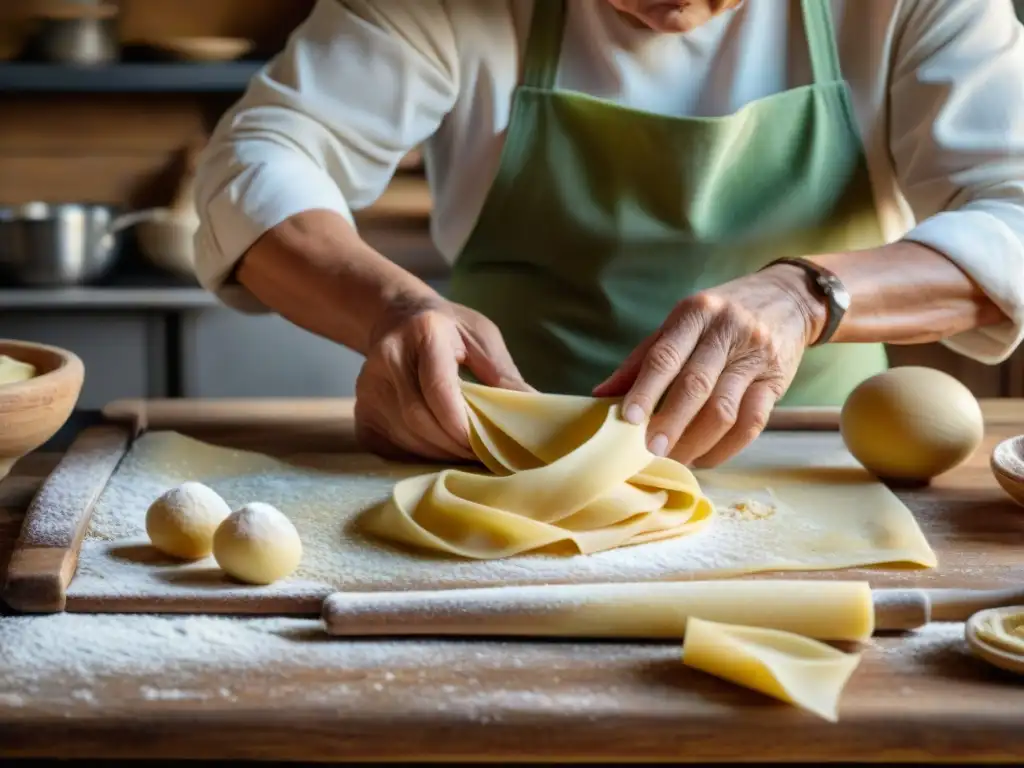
0, 61, 264, 93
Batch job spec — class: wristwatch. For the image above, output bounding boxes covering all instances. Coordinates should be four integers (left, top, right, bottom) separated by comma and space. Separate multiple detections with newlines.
761, 257, 850, 346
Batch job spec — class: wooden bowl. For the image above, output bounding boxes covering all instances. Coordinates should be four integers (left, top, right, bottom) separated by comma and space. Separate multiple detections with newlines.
150, 36, 254, 62
991, 435, 1024, 507
0, 340, 84, 480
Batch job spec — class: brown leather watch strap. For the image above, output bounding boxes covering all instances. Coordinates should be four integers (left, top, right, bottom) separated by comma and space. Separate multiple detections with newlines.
760, 257, 850, 346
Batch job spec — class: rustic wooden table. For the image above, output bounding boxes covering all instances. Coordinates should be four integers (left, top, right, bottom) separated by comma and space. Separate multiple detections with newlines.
2, 402, 1024, 763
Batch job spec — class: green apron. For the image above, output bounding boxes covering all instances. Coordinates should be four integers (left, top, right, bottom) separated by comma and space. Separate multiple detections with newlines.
448, 0, 888, 405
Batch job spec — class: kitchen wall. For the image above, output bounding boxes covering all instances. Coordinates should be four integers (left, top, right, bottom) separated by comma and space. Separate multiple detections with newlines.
0, 0, 314, 208
0, 0, 1021, 407
0, 0, 438, 408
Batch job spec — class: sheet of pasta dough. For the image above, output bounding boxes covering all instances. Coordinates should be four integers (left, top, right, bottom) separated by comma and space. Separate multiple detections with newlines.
76, 427, 936, 599
682, 617, 862, 722
363, 383, 714, 558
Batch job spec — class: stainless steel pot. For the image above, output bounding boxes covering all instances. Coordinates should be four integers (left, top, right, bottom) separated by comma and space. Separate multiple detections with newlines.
0, 203, 136, 287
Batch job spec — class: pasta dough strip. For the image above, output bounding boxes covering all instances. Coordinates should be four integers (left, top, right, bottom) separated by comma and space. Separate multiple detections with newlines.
682, 617, 862, 722
362, 382, 713, 558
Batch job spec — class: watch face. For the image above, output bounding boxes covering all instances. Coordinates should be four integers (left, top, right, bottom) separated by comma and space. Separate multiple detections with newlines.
818, 274, 851, 311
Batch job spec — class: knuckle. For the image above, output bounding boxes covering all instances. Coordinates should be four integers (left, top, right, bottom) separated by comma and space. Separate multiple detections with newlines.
747, 321, 773, 348
410, 308, 444, 334
711, 395, 740, 425
646, 341, 685, 376
689, 291, 722, 314
679, 368, 715, 400
376, 335, 404, 364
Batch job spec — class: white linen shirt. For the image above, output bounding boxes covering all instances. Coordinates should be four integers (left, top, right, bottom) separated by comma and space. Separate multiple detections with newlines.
194, 0, 1024, 363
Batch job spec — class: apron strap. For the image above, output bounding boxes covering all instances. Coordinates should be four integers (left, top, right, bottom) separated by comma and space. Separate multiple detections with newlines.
801, 0, 844, 84
521, 0, 567, 90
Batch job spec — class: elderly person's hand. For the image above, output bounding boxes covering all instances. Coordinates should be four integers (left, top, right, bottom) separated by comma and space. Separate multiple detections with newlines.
593, 263, 823, 467
355, 297, 532, 462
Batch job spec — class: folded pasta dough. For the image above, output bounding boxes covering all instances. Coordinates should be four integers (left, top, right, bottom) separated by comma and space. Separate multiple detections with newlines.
361, 381, 713, 558
975, 611, 1024, 656
682, 617, 862, 722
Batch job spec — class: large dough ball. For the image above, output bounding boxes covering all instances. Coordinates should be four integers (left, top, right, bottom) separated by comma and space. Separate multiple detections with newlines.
213, 502, 303, 585
146, 481, 232, 559
840, 366, 983, 482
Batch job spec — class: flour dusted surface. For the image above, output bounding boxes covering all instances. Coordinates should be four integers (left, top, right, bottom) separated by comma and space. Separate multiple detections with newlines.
0, 613, 975, 721
0, 612, 681, 718
20, 430, 126, 548
74, 430, 935, 605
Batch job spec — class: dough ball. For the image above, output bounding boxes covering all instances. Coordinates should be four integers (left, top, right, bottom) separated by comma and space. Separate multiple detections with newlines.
146, 481, 232, 560
840, 366, 983, 482
213, 502, 302, 585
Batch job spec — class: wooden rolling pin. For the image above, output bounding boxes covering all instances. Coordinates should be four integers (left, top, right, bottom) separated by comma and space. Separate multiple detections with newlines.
321, 581, 1024, 642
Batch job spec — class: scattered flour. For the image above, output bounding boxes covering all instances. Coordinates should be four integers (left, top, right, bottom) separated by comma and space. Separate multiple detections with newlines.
722, 498, 777, 521
869, 623, 972, 670
0, 612, 988, 719
70, 688, 96, 703
139, 685, 229, 702
70, 431, 933, 607
0, 612, 677, 714
19, 430, 127, 548
0, 692, 25, 707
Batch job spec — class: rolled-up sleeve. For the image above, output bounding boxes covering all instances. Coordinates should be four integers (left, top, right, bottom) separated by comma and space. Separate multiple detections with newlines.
193, 0, 458, 312
892, 0, 1024, 363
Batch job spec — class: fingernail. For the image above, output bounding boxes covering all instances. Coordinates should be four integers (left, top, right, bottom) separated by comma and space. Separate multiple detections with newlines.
624, 404, 645, 424
649, 433, 669, 457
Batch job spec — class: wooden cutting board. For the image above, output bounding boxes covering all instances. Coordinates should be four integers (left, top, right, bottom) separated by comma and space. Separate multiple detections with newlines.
2, 399, 1019, 616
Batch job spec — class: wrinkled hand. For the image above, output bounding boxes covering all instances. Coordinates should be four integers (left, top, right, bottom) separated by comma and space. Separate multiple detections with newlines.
594, 265, 825, 467
355, 296, 531, 462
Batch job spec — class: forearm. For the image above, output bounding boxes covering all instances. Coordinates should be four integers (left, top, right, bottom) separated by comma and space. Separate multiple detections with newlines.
795, 241, 1006, 345
235, 209, 441, 355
